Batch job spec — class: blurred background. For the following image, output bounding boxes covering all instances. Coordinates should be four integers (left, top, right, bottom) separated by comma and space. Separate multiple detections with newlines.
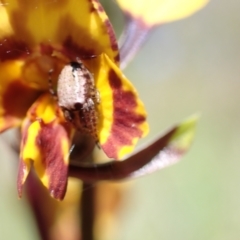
1, 0, 240, 239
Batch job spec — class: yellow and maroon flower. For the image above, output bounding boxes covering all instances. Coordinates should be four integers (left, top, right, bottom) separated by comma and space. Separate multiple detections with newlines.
0, 0, 149, 200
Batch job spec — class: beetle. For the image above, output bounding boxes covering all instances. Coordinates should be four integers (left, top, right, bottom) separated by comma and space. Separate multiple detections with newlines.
49, 60, 100, 143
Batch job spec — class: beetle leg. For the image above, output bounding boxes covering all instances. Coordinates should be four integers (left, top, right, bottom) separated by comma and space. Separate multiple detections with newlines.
48, 69, 58, 101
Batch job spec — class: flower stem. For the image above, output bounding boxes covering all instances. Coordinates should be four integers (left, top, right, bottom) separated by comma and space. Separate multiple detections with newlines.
81, 182, 95, 240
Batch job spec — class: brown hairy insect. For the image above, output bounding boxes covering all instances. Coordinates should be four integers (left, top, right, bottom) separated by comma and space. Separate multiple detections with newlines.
49, 61, 100, 143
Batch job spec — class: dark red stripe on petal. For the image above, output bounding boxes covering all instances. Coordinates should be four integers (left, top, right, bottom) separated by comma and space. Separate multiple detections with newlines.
35, 121, 71, 200
97, 4, 104, 12
104, 19, 119, 52
114, 53, 120, 63
62, 36, 96, 60
3, 81, 41, 119
102, 69, 146, 159
0, 37, 31, 61
17, 158, 28, 198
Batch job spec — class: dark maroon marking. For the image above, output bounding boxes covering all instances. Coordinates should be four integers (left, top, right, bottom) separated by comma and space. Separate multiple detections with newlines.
114, 53, 120, 63
56, 15, 117, 61
90, 6, 95, 13
0, 37, 31, 61
62, 36, 96, 60
17, 158, 27, 198
2, 81, 42, 119
97, 3, 104, 12
108, 71, 121, 88
114, 109, 146, 127
35, 121, 71, 200
87, 0, 96, 12
102, 69, 146, 159
88, 0, 96, 13
104, 19, 119, 52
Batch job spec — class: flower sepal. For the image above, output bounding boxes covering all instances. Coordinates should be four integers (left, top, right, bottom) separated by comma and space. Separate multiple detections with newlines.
17, 94, 74, 200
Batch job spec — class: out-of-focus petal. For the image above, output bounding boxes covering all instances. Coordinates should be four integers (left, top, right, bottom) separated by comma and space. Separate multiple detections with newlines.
94, 182, 131, 240
18, 94, 74, 200
118, 0, 208, 68
1, 0, 119, 63
116, 0, 209, 26
0, 60, 42, 132
85, 53, 149, 160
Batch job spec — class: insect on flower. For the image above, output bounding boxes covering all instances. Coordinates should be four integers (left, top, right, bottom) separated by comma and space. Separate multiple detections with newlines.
49, 60, 100, 144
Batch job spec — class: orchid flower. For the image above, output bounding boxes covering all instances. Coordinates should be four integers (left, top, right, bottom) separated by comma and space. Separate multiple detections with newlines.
0, 0, 148, 200
0, 0, 206, 202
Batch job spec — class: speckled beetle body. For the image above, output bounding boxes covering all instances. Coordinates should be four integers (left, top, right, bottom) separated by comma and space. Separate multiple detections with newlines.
57, 61, 100, 142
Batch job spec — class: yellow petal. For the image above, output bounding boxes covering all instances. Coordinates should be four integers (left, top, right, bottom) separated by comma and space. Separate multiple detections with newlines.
86, 54, 149, 159
116, 0, 209, 26
1, 0, 119, 63
18, 94, 74, 200
0, 6, 13, 38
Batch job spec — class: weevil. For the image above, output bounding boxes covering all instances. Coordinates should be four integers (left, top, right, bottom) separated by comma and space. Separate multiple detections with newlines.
49, 61, 100, 143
